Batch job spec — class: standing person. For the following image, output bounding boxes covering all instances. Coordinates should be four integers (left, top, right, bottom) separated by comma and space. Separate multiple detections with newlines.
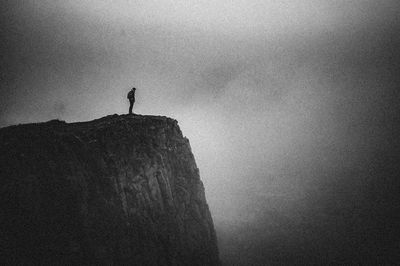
127, 87, 136, 114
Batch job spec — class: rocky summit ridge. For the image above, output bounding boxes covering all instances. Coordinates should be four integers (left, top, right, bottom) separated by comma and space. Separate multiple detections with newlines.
0, 114, 220, 265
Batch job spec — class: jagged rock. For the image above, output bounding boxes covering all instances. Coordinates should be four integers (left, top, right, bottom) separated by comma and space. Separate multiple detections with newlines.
0, 114, 220, 265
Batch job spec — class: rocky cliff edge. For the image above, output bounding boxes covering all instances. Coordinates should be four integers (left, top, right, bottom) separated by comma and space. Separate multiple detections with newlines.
0, 114, 220, 265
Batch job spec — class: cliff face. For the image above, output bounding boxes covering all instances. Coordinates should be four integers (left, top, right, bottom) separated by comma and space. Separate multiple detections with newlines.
0, 115, 220, 265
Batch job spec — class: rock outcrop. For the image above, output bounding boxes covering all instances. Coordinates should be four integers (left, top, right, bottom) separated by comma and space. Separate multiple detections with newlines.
0, 114, 220, 265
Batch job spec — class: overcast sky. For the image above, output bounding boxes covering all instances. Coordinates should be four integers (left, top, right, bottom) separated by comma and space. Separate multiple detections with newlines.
2, 0, 400, 264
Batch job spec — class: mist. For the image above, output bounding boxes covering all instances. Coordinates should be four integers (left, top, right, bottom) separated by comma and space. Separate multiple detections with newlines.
1, 0, 400, 264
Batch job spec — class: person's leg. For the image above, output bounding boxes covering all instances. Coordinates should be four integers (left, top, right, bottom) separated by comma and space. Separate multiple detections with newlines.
129, 100, 133, 114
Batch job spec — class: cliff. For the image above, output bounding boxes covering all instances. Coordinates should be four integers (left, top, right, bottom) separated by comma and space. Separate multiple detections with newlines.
0, 114, 220, 265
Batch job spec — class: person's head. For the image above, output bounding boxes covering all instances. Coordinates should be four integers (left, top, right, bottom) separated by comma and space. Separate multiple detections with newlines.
132, 87, 136, 91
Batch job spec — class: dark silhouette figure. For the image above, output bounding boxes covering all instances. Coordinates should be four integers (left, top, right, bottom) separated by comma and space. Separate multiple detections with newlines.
127, 87, 136, 114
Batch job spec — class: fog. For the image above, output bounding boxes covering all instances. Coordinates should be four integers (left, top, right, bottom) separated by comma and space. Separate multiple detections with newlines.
1, 0, 400, 264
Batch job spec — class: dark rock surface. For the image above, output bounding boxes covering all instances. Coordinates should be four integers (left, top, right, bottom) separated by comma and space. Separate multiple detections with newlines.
0, 114, 220, 265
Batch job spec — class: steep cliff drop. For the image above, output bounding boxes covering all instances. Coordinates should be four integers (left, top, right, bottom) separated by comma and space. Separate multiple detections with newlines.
0, 114, 220, 265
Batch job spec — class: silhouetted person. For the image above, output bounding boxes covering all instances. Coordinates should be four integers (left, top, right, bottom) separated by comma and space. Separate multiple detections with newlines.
127, 87, 136, 114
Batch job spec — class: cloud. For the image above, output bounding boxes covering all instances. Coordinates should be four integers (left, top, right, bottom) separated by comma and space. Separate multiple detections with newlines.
52, 101, 67, 117
1, 0, 400, 264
